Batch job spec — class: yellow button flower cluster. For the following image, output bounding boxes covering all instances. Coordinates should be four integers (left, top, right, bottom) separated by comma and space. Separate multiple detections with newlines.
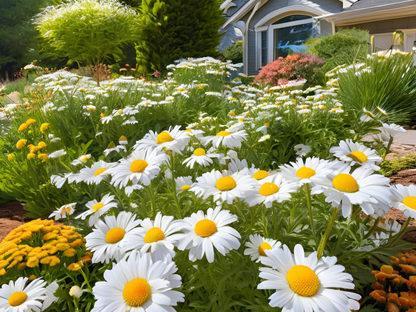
0, 219, 86, 277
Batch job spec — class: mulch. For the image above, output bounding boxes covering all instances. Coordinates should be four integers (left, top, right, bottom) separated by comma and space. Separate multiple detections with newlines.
1, 170, 416, 242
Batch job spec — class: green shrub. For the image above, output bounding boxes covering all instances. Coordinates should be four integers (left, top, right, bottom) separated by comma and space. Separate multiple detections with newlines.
305, 28, 369, 73
136, 0, 224, 74
221, 41, 243, 64
380, 153, 416, 176
34, 0, 140, 73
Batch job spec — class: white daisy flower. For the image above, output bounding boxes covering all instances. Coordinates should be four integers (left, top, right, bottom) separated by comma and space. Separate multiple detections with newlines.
103, 145, 126, 156
279, 157, 335, 186
85, 211, 141, 263
74, 160, 116, 185
123, 213, 184, 260
294, 144, 311, 157
191, 169, 257, 204
70, 154, 91, 165
48, 149, 66, 159
109, 149, 168, 188
183, 148, 218, 169
175, 176, 193, 192
92, 251, 184, 312
202, 127, 248, 149
381, 122, 406, 137
76, 194, 118, 226
0, 277, 49, 312
330, 139, 382, 170
391, 184, 416, 219
244, 234, 281, 262
183, 128, 204, 139
312, 166, 392, 217
258, 244, 361, 312
177, 207, 241, 263
49, 203, 76, 220
134, 125, 191, 153
42, 281, 59, 310
258, 134, 271, 142
247, 174, 299, 208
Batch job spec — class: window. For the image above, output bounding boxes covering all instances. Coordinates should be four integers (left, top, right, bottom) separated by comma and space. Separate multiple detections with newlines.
274, 22, 313, 58
261, 31, 268, 66
273, 15, 311, 25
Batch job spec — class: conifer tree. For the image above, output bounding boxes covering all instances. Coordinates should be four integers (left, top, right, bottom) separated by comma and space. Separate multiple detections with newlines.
136, 0, 224, 74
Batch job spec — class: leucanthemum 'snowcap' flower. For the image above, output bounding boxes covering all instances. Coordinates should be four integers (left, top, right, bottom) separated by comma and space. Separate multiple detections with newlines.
312, 166, 392, 217
48, 149, 66, 159
247, 174, 299, 208
330, 139, 382, 170
279, 157, 335, 186
74, 160, 116, 185
191, 169, 257, 204
85, 211, 141, 263
381, 122, 406, 137
70, 154, 91, 165
0, 277, 53, 312
182, 148, 218, 169
134, 125, 191, 154
109, 148, 168, 188
177, 207, 241, 263
123, 212, 184, 260
175, 176, 193, 192
391, 184, 416, 219
244, 234, 281, 262
202, 124, 248, 149
49, 203, 76, 220
294, 144, 311, 157
258, 244, 361, 312
92, 251, 184, 312
76, 194, 118, 227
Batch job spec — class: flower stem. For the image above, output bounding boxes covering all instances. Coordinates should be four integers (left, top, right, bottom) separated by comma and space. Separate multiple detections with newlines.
304, 184, 315, 237
383, 135, 394, 161
317, 205, 339, 259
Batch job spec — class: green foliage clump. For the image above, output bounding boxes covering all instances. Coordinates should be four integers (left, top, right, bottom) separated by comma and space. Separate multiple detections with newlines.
305, 28, 369, 72
34, 0, 140, 68
221, 41, 243, 64
136, 0, 224, 74
380, 153, 416, 177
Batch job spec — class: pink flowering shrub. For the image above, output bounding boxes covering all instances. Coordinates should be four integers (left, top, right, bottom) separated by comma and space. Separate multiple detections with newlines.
255, 53, 325, 87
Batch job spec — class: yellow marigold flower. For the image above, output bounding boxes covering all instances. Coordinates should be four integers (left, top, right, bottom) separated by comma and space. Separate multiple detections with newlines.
29, 275, 36, 281
27, 257, 39, 268
0, 269, 5, 276
38, 141, 47, 149
63, 248, 77, 257
47, 247, 58, 255
67, 263, 82, 271
42, 232, 57, 241
7, 259, 18, 269
56, 243, 70, 251
26, 118, 36, 125
36, 251, 49, 259
16, 139, 28, 149
20, 231, 32, 240
7, 154, 15, 161
40, 123, 50, 132
27, 153, 36, 160
18, 123, 28, 131
0, 260, 8, 269
17, 263, 26, 270
78, 255, 91, 262
69, 239, 84, 248
38, 153, 48, 161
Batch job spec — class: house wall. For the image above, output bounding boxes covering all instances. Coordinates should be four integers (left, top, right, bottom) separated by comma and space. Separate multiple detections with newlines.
339, 17, 416, 35
241, 0, 343, 76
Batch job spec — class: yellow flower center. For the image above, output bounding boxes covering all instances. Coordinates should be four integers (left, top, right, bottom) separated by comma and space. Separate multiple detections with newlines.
122, 278, 151, 307
264, 123, 270, 127
119, 135, 127, 141
403, 196, 416, 210
216, 176, 237, 191
287, 265, 320, 297
130, 160, 148, 173
105, 227, 126, 244
252, 170, 269, 180
156, 132, 174, 144
259, 183, 279, 196
81, 157, 88, 162
216, 131, 231, 137
92, 203, 104, 212
94, 168, 107, 176
296, 167, 316, 179
332, 174, 359, 193
61, 207, 72, 214
258, 242, 272, 257
144, 227, 165, 243
346, 151, 368, 163
194, 219, 217, 237
181, 185, 191, 191
8, 291, 28, 307
194, 148, 206, 156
